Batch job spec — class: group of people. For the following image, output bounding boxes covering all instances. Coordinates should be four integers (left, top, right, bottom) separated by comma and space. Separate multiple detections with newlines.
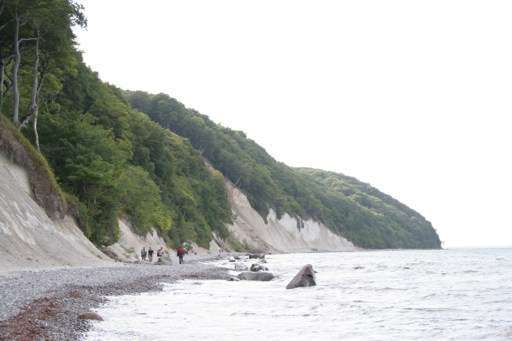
140, 246, 165, 263
140, 245, 187, 264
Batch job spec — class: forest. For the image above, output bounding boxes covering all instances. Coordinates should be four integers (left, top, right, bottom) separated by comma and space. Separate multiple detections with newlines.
0, 0, 231, 247
127, 91, 441, 249
0, 0, 440, 249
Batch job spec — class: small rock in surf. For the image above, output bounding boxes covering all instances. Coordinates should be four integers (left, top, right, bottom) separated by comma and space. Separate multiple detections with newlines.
78, 312, 103, 321
234, 263, 248, 271
250, 263, 268, 272
238, 271, 274, 281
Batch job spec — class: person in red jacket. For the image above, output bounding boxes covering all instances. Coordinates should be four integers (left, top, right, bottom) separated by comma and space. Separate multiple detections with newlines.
177, 245, 186, 264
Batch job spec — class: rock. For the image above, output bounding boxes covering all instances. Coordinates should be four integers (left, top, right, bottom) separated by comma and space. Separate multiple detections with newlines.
227, 276, 240, 281
101, 248, 121, 262
228, 257, 236, 262
234, 263, 248, 271
286, 264, 316, 289
248, 253, 265, 259
259, 258, 267, 263
78, 312, 103, 321
250, 263, 268, 272
238, 271, 274, 281
155, 255, 173, 265
234, 255, 242, 260
353, 265, 364, 270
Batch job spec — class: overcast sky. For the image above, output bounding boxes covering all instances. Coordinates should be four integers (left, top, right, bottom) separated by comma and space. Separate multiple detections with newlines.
76, 0, 512, 248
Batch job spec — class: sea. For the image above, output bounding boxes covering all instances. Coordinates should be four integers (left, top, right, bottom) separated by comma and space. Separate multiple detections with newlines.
85, 249, 512, 341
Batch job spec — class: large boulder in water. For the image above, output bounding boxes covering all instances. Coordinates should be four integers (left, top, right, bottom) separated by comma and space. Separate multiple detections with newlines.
238, 271, 274, 281
286, 264, 316, 289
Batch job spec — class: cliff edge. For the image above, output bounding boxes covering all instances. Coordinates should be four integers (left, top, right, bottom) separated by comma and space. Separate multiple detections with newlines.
0, 118, 110, 272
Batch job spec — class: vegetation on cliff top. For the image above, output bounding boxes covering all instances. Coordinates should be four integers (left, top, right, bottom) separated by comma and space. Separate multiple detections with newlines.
127, 91, 441, 249
297, 168, 441, 248
0, 0, 231, 247
0, 0, 440, 249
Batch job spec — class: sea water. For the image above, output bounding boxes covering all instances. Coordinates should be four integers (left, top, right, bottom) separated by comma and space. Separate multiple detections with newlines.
85, 249, 512, 341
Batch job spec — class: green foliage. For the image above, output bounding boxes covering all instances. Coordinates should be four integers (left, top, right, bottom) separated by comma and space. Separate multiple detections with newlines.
126, 110, 232, 247
0, 0, 440, 250
297, 168, 442, 249
117, 166, 172, 235
127, 91, 441, 249
38, 109, 126, 245
1, 0, 232, 247
34, 65, 232, 246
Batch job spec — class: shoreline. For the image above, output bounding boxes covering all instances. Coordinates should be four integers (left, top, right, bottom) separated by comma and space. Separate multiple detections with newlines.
0, 255, 232, 341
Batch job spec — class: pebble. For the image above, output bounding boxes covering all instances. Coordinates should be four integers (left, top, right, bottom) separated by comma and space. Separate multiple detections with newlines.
0, 257, 231, 340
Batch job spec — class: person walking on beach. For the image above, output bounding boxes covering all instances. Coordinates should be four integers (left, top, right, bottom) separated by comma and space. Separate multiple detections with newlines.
157, 247, 164, 262
148, 247, 154, 262
177, 244, 186, 264
141, 247, 147, 261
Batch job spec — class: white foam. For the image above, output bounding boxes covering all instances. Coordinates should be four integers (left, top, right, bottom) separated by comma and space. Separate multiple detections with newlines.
86, 249, 512, 341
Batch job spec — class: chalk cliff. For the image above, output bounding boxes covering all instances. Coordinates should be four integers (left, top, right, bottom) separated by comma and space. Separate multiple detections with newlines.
226, 180, 356, 253
0, 154, 109, 272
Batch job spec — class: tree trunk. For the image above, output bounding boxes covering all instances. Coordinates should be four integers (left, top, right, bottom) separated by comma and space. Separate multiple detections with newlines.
0, 50, 4, 112
30, 35, 40, 150
12, 14, 21, 124
33, 107, 40, 150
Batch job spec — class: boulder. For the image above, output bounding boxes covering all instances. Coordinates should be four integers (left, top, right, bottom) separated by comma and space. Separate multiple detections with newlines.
248, 253, 265, 259
238, 271, 274, 281
227, 276, 240, 281
78, 312, 103, 321
101, 248, 121, 262
228, 257, 236, 262
286, 264, 316, 289
250, 263, 268, 272
155, 255, 173, 265
234, 263, 248, 271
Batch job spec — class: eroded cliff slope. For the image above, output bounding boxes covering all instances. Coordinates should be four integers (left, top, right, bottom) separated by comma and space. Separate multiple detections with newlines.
0, 154, 109, 272
0, 118, 109, 272
226, 179, 356, 252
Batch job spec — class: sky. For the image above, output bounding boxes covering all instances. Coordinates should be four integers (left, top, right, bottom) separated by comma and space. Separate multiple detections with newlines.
75, 0, 512, 248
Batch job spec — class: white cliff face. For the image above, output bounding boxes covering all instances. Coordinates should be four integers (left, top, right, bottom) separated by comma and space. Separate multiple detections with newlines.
0, 154, 110, 272
106, 219, 169, 262
225, 180, 357, 253
106, 219, 223, 263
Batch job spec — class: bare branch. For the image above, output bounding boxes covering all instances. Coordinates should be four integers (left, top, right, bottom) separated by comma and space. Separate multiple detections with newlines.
0, 20, 11, 33
19, 112, 34, 129
5, 70, 12, 83
18, 38, 37, 44
36, 73, 46, 96
0, 0, 11, 31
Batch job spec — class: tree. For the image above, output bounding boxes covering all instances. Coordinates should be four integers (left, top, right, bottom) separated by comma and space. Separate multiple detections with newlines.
0, 0, 85, 131
18, 0, 86, 150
